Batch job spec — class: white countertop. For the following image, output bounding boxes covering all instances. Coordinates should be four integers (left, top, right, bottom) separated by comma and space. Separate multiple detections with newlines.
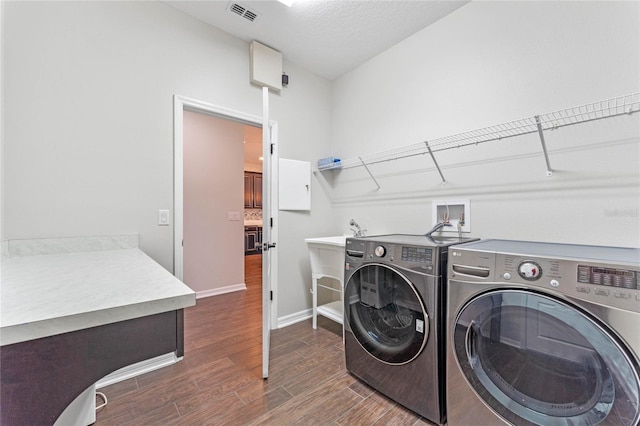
1, 245, 196, 346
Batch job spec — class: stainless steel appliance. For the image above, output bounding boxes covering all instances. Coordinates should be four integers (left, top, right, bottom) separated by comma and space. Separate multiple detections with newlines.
344, 234, 477, 424
447, 239, 640, 425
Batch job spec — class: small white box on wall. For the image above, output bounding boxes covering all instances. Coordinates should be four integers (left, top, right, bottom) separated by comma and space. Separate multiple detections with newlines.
250, 40, 282, 91
279, 159, 311, 211
432, 199, 471, 233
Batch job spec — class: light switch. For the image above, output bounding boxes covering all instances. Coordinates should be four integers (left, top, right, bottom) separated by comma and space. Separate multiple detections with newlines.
228, 212, 241, 221
158, 209, 170, 226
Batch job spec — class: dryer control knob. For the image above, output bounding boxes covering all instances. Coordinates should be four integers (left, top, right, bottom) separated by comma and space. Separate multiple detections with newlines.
518, 261, 542, 280
374, 245, 386, 257
503, 272, 512, 280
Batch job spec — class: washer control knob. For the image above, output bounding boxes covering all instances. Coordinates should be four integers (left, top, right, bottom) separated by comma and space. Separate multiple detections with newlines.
374, 245, 386, 257
503, 272, 512, 280
518, 261, 542, 280
549, 279, 560, 288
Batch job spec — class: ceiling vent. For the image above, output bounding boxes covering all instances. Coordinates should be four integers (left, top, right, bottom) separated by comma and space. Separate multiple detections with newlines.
228, 2, 258, 22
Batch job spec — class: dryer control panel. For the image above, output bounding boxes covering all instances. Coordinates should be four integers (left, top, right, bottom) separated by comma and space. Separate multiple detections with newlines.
577, 265, 637, 289
449, 239, 639, 313
498, 254, 639, 312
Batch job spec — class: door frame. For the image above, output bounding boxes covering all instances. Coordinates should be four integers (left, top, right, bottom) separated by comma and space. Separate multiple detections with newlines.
172, 94, 279, 328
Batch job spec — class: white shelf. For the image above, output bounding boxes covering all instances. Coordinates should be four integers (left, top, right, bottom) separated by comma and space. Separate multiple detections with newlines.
317, 301, 344, 325
317, 92, 640, 180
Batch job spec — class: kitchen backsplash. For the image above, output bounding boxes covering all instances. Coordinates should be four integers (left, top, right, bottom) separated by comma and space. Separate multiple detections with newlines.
245, 209, 262, 221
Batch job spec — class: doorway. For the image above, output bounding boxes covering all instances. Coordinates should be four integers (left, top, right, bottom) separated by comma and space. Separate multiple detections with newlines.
173, 95, 279, 378
243, 124, 263, 261
182, 109, 247, 295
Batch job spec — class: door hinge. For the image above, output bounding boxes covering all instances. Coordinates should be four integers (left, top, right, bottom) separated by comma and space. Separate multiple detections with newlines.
270, 143, 274, 155
270, 217, 273, 228
270, 291, 273, 301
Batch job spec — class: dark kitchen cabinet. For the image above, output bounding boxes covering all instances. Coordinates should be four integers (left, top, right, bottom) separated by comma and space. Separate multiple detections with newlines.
245, 226, 262, 255
244, 172, 262, 209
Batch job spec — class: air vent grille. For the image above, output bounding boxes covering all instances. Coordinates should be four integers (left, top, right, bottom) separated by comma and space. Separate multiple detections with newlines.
228, 2, 258, 22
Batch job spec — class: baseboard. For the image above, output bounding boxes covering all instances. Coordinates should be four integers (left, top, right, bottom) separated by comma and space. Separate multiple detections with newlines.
277, 308, 312, 328
196, 283, 247, 299
96, 352, 178, 389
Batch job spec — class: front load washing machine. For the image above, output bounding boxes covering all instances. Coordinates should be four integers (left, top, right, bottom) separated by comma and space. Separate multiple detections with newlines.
344, 234, 477, 425
446, 239, 640, 426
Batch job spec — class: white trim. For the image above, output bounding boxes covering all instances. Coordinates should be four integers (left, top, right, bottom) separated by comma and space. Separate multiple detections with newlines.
173, 95, 185, 280
95, 352, 178, 389
277, 309, 313, 329
196, 283, 247, 299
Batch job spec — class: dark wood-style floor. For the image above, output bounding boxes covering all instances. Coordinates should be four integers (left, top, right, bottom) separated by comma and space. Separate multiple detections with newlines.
95, 255, 437, 425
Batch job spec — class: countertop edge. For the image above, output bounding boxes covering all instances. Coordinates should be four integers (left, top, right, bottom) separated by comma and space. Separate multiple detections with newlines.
305, 236, 348, 247
1, 293, 196, 346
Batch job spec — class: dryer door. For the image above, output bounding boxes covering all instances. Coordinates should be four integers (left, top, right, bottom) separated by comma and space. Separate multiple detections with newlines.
345, 263, 428, 365
452, 289, 640, 426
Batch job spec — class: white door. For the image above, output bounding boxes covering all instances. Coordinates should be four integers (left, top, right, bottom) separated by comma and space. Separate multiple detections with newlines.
261, 88, 278, 378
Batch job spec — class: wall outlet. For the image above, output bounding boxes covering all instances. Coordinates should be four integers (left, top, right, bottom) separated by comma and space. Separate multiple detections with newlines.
432, 200, 470, 233
227, 211, 241, 221
158, 209, 170, 226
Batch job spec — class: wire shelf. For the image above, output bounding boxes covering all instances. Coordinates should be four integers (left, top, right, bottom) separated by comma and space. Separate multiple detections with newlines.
318, 92, 640, 172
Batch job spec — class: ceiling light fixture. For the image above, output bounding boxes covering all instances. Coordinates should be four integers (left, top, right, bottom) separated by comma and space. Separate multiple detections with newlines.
277, 0, 295, 7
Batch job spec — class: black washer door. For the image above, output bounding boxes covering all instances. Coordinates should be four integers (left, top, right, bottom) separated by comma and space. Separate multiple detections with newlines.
345, 263, 428, 365
452, 289, 640, 426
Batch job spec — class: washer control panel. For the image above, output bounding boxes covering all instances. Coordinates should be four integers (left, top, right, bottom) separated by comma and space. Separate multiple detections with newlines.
345, 238, 438, 273
401, 246, 433, 264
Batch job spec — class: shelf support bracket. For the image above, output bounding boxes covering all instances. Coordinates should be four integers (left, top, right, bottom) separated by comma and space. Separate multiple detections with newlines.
534, 115, 553, 177
425, 141, 446, 183
359, 156, 381, 190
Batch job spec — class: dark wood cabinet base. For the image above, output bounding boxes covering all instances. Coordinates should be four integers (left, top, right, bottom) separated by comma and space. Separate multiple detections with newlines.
1, 310, 184, 425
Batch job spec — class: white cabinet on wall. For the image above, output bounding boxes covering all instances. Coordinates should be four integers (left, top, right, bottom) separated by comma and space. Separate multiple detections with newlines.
279, 159, 311, 211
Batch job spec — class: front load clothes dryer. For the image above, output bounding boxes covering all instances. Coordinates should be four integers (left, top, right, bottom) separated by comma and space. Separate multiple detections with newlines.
446, 239, 640, 426
343, 234, 478, 425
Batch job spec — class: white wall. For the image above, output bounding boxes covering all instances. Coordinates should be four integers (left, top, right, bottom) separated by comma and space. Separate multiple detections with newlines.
183, 110, 244, 295
6, 1, 634, 326
328, 1, 640, 248
2, 1, 333, 321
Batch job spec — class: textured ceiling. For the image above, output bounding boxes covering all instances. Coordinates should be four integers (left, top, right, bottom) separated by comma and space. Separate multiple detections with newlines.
164, 0, 469, 80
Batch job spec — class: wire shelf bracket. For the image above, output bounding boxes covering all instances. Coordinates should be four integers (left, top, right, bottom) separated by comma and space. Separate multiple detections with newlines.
317, 92, 640, 180
359, 156, 381, 190
534, 115, 553, 177
425, 141, 446, 183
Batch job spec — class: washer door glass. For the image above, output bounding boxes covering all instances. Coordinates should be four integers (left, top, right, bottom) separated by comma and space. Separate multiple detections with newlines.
345, 263, 428, 365
452, 289, 640, 426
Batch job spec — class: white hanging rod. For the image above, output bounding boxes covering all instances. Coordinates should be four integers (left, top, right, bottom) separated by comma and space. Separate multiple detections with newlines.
318, 92, 640, 171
